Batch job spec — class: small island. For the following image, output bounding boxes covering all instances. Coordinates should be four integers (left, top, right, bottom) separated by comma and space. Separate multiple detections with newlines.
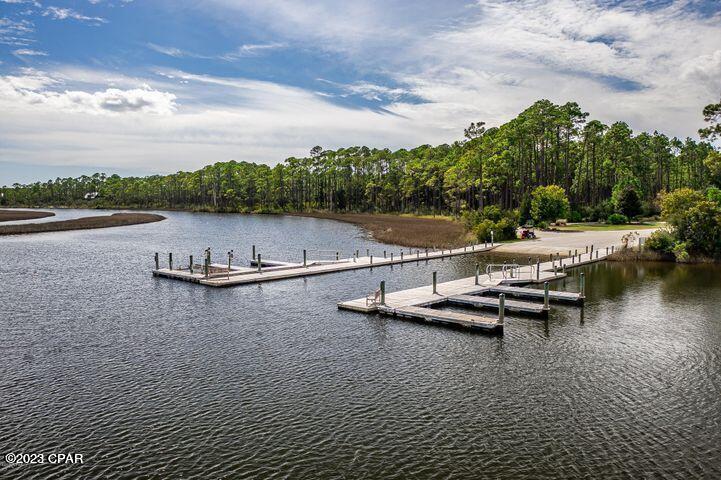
0, 209, 55, 222
0, 212, 166, 235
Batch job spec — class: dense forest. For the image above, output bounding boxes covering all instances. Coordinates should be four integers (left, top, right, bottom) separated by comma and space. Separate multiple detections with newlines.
3, 99, 720, 222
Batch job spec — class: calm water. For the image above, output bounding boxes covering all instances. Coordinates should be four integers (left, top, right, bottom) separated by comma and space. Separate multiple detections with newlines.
1, 209, 720, 479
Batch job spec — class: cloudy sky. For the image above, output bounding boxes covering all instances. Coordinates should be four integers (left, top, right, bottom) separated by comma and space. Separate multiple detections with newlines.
1, 0, 720, 184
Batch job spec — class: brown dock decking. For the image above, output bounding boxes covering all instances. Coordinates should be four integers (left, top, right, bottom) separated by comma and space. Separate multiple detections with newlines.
447, 294, 548, 317
382, 305, 501, 333
153, 243, 497, 287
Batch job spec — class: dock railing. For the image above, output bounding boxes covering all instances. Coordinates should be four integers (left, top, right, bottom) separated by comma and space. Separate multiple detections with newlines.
485, 263, 535, 281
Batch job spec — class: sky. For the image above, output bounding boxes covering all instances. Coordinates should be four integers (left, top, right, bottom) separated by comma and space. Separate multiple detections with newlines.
0, 0, 720, 185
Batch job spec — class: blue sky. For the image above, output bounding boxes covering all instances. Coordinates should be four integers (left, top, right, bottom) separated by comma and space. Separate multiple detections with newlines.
1, 0, 720, 184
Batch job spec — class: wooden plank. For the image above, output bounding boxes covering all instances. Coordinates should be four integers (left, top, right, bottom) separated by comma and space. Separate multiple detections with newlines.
387, 305, 501, 332
448, 294, 548, 317
485, 285, 583, 303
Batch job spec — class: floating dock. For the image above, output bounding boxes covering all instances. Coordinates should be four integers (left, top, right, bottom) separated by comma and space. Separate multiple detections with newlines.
153, 243, 497, 287
338, 244, 613, 334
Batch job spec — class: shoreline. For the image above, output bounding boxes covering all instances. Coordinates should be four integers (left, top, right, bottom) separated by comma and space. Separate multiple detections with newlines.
0, 209, 55, 222
289, 211, 472, 248
0, 212, 166, 235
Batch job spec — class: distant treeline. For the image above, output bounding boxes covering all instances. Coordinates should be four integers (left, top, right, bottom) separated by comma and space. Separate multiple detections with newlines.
3, 99, 719, 218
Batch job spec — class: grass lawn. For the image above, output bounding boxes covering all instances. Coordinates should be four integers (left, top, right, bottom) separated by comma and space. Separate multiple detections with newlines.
554, 222, 663, 232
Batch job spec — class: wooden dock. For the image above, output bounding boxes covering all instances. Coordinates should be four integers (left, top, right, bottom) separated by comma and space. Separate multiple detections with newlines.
338, 244, 613, 333
153, 243, 497, 287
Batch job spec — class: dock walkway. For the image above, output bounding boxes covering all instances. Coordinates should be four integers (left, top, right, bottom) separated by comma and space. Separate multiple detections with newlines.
153, 243, 496, 287
338, 244, 614, 333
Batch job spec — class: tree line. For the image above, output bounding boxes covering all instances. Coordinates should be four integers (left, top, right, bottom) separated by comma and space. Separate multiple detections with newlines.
3, 99, 719, 220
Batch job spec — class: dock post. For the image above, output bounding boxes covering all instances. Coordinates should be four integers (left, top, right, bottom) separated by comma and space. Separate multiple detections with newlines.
356, 249, 359, 258
425, 248, 429, 258
596, 250, 599, 259
553, 264, 557, 276
591, 244, 594, 254
400, 251, 403, 261
169, 252, 173, 270
383, 250, 386, 259
575, 249, 578, 257
498, 294, 505, 325
370, 255, 373, 265
391, 252, 394, 262
336, 251, 339, 261
475, 263, 480, 285
303, 249, 307, 267
252, 245, 256, 261
257, 254, 262, 273
572, 254, 576, 264
154, 252, 159, 270
580, 272, 586, 299
189, 255, 194, 274
544, 282, 550, 310
417, 250, 420, 259
491, 231, 494, 246
611, 245, 615, 254
380, 280, 386, 305
432, 271, 437, 294
562, 264, 566, 274
606, 246, 609, 255
536, 260, 540, 280
227, 250, 233, 279
204, 258, 209, 278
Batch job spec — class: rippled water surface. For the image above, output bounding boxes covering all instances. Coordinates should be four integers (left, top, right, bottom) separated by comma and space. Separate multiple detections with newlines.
2, 209, 720, 479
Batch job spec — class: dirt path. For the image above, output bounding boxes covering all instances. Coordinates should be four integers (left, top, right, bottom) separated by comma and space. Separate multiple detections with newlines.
495, 228, 657, 256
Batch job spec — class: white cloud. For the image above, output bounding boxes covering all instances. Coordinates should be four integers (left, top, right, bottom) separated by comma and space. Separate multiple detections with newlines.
12, 48, 46, 56
0, 16, 34, 46
0, 70, 177, 115
43, 6, 107, 24
147, 42, 285, 61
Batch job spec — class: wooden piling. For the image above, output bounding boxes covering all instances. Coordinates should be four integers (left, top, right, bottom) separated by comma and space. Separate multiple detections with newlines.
432, 271, 437, 294
380, 280, 386, 305
257, 253, 262, 273
580, 272, 585, 298
189, 255, 193, 274
154, 252, 159, 270
544, 282, 550, 310
498, 293, 505, 325
252, 245, 256, 261
169, 252, 173, 270
475, 263, 479, 285
303, 249, 307, 267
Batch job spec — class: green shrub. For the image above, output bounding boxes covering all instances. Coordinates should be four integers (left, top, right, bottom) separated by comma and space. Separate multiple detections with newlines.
530, 185, 570, 222
646, 229, 675, 253
707, 186, 721, 206
678, 200, 721, 257
472, 214, 518, 242
672, 241, 690, 263
616, 186, 642, 219
569, 210, 582, 222
661, 188, 705, 226
607, 213, 629, 225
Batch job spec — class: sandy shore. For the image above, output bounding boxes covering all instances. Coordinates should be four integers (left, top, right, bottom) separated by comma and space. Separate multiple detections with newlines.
494, 228, 659, 257
0, 209, 55, 222
0, 212, 165, 235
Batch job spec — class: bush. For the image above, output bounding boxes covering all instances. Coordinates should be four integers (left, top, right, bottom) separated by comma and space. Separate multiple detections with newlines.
616, 187, 642, 219
607, 213, 629, 225
707, 186, 721, 206
530, 185, 570, 222
678, 201, 721, 257
661, 188, 705, 226
672, 241, 691, 263
472, 210, 519, 242
646, 229, 675, 253
569, 210, 582, 222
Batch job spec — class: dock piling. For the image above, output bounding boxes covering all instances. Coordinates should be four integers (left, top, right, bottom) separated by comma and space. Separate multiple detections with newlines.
432, 271, 437, 294
400, 251, 404, 261
336, 251, 339, 261
370, 255, 373, 265
154, 252, 159, 270
498, 294, 505, 325
252, 245, 256, 261
380, 280, 386, 305
544, 282, 550, 310
169, 252, 173, 270
580, 272, 586, 299
257, 253, 262, 273
303, 249, 307, 267
384, 250, 387, 259
536, 260, 540, 280
189, 255, 193, 274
